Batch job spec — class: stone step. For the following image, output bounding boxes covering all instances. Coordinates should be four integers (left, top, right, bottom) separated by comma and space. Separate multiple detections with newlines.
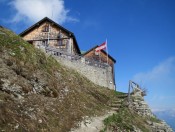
109, 100, 123, 107
135, 107, 150, 110
112, 100, 123, 103
111, 107, 119, 111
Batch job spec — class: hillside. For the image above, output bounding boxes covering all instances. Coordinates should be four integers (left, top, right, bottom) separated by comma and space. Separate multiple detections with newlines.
0, 26, 117, 131
0, 26, 173, 132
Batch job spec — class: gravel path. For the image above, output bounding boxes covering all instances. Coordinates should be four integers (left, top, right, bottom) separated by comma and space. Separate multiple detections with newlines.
71, 111, 115, 132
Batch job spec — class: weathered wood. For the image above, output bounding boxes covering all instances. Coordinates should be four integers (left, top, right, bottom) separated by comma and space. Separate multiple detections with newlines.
21, 21, 79, 55
84, 49, 114, 67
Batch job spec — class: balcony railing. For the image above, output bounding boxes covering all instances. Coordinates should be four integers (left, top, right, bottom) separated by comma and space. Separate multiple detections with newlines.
45, 46, 110, 69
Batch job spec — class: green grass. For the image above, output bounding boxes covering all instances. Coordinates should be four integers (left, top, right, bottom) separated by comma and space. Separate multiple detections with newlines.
103, 107, 151, 132
149, 116, 161, 123
114, 91, 127, 96
0, 26, 117, 131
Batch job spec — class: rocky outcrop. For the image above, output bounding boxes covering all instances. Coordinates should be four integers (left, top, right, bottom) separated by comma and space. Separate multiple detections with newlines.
129, 87, 154, 117
148, 120, 173, 132
129, 87, 173, 132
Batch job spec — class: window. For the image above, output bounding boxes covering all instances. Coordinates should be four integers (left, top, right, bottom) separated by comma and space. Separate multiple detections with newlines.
27, 41, 33, 45
57, 39, 67, 46
58, 40, 62, 46
42, 24, 49, 32
42, 40, 48, 47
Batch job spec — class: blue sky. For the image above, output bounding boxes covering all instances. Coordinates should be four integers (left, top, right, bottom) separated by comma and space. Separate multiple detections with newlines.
0, 0, 175, 111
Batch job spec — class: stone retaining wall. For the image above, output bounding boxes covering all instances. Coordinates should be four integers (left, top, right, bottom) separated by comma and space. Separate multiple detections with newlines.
45, 47, 115, 90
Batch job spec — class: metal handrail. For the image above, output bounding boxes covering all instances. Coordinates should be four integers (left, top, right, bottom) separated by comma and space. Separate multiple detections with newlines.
45, 46, 110, 69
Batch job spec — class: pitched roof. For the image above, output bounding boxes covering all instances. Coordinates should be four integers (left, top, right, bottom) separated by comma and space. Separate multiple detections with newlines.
82, 45, 116, 63
19, 17, 81, 54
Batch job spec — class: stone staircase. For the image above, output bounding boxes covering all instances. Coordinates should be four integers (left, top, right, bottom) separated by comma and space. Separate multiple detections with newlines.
110, 94, 128, 112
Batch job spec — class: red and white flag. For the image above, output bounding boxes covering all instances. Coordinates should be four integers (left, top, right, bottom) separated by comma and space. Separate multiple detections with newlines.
95, 41, 107, 52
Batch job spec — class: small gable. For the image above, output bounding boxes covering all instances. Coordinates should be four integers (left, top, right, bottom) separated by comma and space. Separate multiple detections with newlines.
83, 46, 116, 67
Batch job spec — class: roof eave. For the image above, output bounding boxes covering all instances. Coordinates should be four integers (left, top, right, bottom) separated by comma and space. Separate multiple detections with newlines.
19, 17, 73, 36
82, 45, 98, 56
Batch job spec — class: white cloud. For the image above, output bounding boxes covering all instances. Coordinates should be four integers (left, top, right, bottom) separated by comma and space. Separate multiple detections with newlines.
9, 0, 78, 24
132, 57, 175, 110
133, 57, 175, 86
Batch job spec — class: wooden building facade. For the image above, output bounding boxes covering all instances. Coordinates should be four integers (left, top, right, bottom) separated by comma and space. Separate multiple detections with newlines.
20, 17, 81, 55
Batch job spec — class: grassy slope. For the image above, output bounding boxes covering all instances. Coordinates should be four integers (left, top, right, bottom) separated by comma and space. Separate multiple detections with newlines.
0, 27, 163, 132
0, 27, 116, 131
103, 107, 152, 132
102, 98, 162, 132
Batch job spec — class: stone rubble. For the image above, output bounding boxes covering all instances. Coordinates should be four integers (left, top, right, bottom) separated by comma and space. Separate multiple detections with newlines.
129, 87, 173, 132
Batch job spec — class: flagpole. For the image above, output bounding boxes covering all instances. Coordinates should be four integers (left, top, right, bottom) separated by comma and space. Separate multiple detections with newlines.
106, 39, 109, 65
105, 39, 109, 89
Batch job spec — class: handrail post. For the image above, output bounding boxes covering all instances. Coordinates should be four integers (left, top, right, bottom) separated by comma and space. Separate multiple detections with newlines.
128, 80, 131, 103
